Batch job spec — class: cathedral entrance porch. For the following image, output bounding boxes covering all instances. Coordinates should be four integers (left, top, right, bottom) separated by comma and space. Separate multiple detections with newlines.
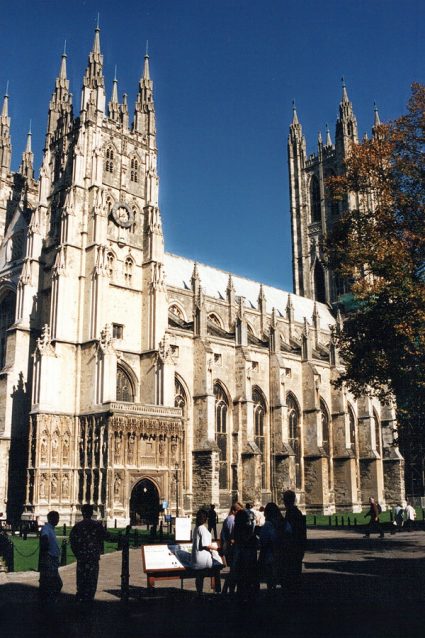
130, 478, 160, 526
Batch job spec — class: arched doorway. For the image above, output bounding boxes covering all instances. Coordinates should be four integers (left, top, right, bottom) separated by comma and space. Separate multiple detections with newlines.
130, 478, 160, 526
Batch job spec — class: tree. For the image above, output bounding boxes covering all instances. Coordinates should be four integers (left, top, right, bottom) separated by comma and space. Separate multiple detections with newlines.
326, 84, 425, 492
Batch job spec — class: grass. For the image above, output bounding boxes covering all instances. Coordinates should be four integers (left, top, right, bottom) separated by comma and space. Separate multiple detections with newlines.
306, 507, 425, 527
9, 526, 175, 572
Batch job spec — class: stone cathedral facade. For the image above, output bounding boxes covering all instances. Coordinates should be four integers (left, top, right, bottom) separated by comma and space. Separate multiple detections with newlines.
0, 30, 404, 524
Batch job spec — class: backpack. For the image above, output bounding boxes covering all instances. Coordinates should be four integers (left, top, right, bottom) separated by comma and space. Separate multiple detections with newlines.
377, 503, 382, 515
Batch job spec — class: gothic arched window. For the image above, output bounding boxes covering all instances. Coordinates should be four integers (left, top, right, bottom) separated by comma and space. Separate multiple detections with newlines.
174, 377, 187, 418
105, 147, 114, 173
116, 366, 134, 403
253, 387, 266, 489
373, 410, 382, 456
214, 382, 229, 490
124, 257, 133, 286
130, 157, 139, 183
320, 399, 330, 456
208, 313, 223, 328
314, 260, 326, 304
287, 393, 302, 489
348, 405, 356, 449
106, 252, 115, 280
0, 291, 16, 369
310, 175, 321, 223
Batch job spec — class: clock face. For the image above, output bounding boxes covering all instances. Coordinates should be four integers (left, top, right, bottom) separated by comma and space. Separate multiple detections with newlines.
111, 202, 134, 228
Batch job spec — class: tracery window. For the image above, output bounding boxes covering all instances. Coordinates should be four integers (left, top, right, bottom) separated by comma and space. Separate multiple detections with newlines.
320, 399, 330, 456
214, 383, 229, 490
208, 313, 222, 328
130, 157, 138, 183
348, 405, 356, 449
116, 366, 134, 403
105, 147, 114, 173
175, 378, 187, 417
124, 257, 133, 286
310, 175, 321, 223
0, 292, 15, 369
253, 387, 266, 489
106, 252, 115, 280
314, 260, 326, 304
287, 393, 302, 489
169, 305, 185, 320
373, 410, 382, 456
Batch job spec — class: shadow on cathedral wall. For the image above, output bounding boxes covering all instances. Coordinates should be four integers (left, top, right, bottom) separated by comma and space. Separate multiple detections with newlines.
6, 371, 30, 522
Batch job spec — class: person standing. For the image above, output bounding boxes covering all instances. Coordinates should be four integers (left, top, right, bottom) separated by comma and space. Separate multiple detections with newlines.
207, 504, 218, 540
69, 504, 107, 602
393, 503, 404, 533
259, 502, 284, 590
281, 490, 307, 590
39, 511, 63, 603
364, 497, 384, 538
404, 502, 416, 531
191, 509, 219, 594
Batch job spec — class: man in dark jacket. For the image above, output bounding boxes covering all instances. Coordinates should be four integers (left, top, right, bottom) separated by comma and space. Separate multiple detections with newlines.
70, 504, 107, 602
282, 490, 307, 589
364, 497, 384, 538
207, 504, 218, 540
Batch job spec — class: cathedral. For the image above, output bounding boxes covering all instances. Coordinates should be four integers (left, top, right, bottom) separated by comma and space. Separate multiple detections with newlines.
0, 28, 404, 525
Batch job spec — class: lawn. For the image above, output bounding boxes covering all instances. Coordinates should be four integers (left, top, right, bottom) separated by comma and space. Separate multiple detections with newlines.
10, 527, 174, 572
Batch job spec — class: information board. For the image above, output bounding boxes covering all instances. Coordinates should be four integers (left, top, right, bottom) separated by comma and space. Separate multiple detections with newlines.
175, 517, 192, 542
142, 544, 185, 572
142, 543, 223, 574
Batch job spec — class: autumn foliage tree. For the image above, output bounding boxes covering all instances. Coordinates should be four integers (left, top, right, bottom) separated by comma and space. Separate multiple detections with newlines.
326, 83, 425, 482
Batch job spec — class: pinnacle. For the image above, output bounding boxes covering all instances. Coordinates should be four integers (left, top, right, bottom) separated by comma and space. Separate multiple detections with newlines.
291, 99, 299, 125
326, 123, 332, 146
59, 49, 67, 80
373, 101, 381, 126
143, 53, 150, 81
2, 82, 9, 118
92, 24, 101, 54
341, 76, 349, 103
25, 123, 32, 152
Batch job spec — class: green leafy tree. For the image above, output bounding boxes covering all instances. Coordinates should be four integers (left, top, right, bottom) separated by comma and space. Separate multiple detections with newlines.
326, 84, 425, 491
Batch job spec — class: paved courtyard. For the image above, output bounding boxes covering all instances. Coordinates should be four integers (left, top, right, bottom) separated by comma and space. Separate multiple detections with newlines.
1, 528, 424, 637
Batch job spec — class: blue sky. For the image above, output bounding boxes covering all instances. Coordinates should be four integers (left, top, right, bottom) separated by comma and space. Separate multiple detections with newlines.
0, 0, 423, 292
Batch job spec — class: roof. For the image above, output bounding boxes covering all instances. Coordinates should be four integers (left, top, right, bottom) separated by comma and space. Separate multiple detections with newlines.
164, 253, 335, 329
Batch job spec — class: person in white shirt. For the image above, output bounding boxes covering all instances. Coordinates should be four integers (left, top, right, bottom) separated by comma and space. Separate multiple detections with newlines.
404, 503, 416, 532
39, 511, 63, 602
191, 509, 219, 593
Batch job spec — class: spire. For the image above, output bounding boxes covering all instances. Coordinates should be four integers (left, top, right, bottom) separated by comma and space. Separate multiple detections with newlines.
373, 102, 381, 127
93, 22, 101, 54
60, 42, 67, 80
108, 67, 120, 122
81, 24, 105, 116
133, 50, 156, 142
46, 49, 73, 139
291, 99, 299, 125
317, 130, 322, 146
19, 122, 34, 180
325, 123, 332, 146
372, 102, 382, 139
0, 83, 12, 177
121, 92, 129, 129
2, 82, 8, 117
341, 76, 349, 103
289, 99, 304, 146
336, 76, 358, 146
25, 121, 32, 153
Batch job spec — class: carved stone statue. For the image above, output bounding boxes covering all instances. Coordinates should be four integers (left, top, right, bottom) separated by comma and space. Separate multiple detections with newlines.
114, 474, 121, 500
127, 432, 135, 464
51, 434, 59, 464
51, 475, 58, 498
39, 474, 46, 499
40, 437, 48, 463
62, 474, 69, 498
62, 435, 70, 464
114, 434, 122, 464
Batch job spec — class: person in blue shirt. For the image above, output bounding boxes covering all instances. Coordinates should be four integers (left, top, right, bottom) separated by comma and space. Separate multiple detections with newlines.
39, 510, 62, 603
